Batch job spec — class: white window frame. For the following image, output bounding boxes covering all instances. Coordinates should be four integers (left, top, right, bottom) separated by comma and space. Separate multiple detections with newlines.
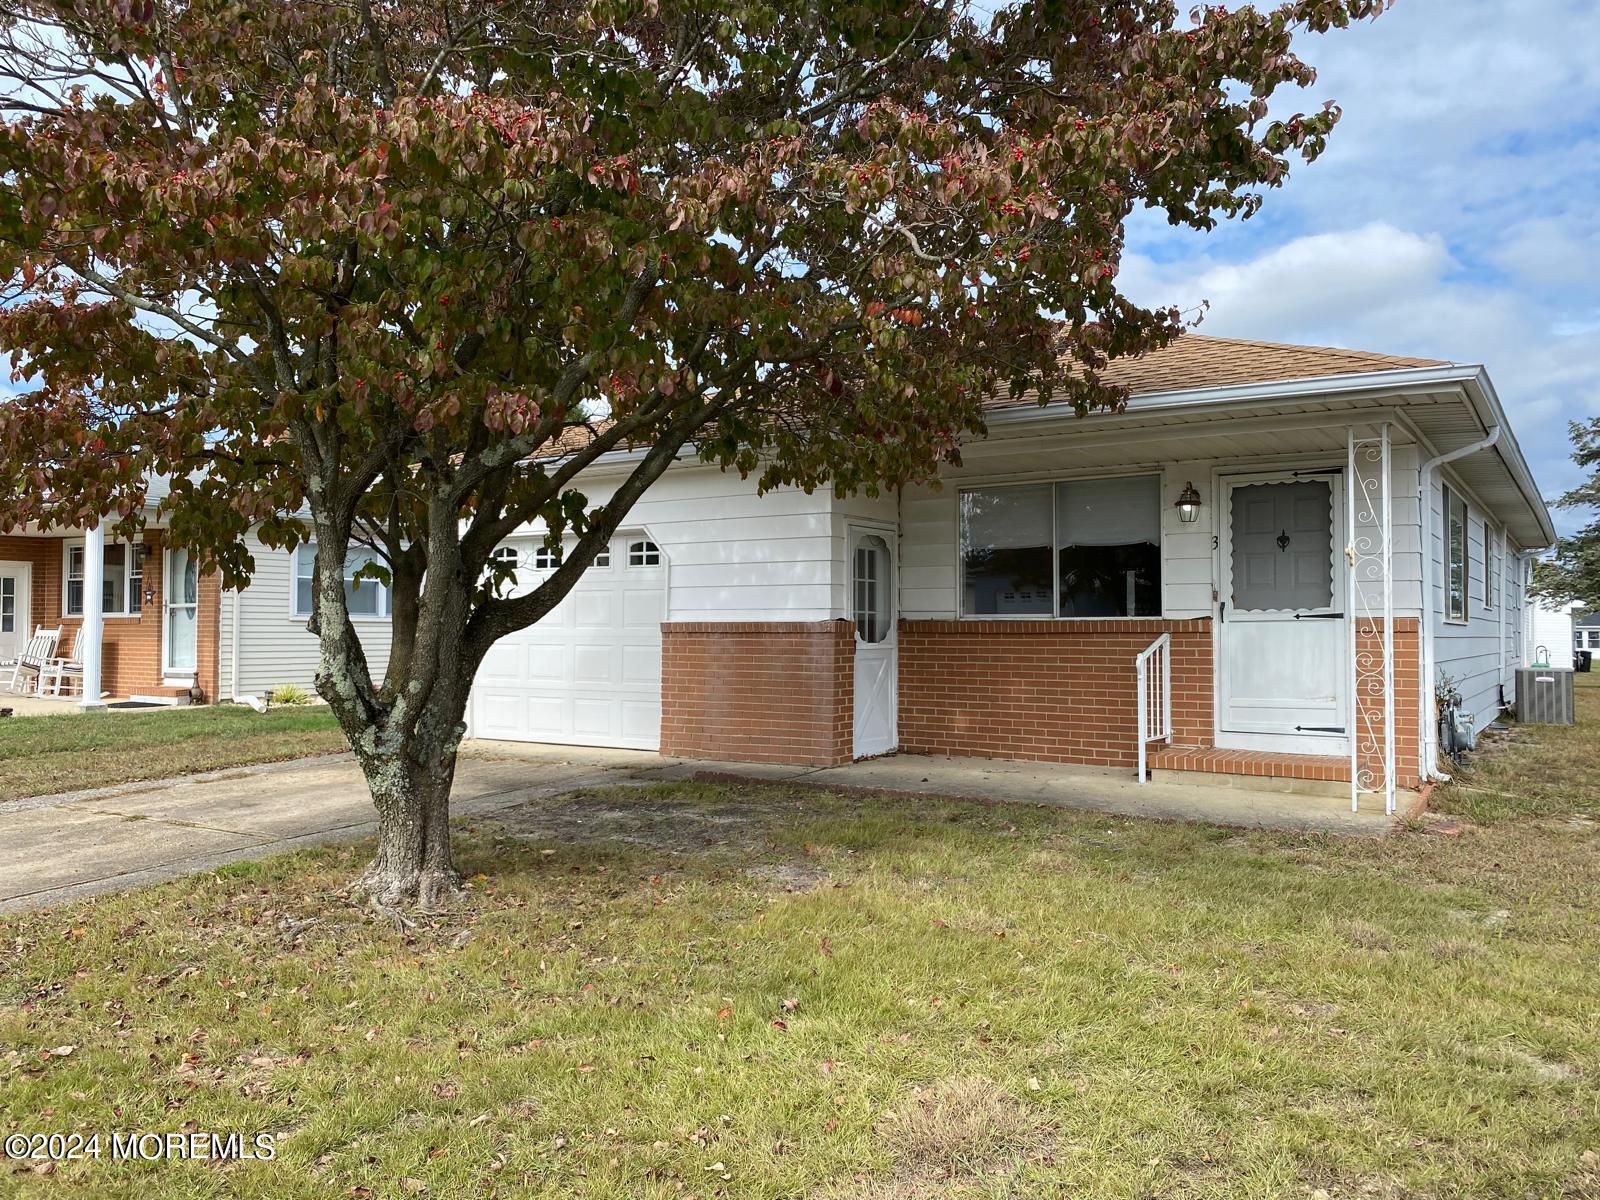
1442, 483, 1468, 625
62, 539, 144, 619
291, 543, 391, 620
955, 471, 1165, 621
627, 540, 662, 567
1483, 522, 1497, 613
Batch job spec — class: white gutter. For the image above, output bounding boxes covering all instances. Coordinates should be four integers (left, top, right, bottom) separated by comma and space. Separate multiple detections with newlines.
1417, 423, 1502, 783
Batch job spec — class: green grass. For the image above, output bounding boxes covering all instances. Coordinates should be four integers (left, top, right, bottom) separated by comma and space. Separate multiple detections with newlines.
2, 688, 1598, 1197
0, 705, 346, 802
1432, 671, 1600, 824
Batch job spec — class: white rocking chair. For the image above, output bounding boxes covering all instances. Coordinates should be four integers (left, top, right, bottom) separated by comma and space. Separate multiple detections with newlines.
6, 625, 61, 694
39, 632, 85, 698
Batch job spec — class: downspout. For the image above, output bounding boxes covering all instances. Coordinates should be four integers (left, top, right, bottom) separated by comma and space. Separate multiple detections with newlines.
1417, 423, 1501, 782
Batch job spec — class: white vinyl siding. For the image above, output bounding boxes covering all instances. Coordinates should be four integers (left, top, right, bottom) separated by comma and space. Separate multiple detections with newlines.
1430, 468, 1515, 732
220, 530, 395, 699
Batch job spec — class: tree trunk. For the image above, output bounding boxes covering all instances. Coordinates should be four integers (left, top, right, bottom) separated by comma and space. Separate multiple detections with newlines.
355, 752, 461, 912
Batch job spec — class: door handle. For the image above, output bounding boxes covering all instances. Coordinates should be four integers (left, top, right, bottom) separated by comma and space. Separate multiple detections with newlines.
1219, 601, 1226, 623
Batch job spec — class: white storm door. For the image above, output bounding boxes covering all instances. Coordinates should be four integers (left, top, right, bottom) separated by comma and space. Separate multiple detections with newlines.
164, 547, 199, 675
1219, 474, 1348, 750
0, 563, 31, 663
851, 528, 897, 759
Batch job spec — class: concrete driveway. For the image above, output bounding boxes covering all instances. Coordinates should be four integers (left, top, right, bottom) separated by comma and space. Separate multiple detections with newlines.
0, 746, 674, 913
0, 740, 1402, 913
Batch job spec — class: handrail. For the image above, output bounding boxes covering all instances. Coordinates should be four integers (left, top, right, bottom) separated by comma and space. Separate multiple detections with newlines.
1134, 633, 1173, 783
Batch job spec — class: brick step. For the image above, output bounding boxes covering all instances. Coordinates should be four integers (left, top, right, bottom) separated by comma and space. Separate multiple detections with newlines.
128, 685, 199, 704
1148, 745, 1352, 785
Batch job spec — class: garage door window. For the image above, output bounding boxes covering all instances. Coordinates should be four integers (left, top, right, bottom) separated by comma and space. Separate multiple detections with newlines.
628, 540, 661, 567
533, 546, 562, 570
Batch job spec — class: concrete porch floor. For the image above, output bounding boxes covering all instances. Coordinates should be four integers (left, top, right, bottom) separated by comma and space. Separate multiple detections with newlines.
0, 692, 158, 716
1, 741, 1411, 913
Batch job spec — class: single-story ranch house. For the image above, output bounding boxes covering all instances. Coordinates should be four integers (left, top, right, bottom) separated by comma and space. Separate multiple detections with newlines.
0, 336, 1555, 811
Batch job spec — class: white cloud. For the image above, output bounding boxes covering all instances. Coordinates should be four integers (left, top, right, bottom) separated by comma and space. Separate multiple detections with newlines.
1120, 224, 1600, 531
1120, 0, 1600, 537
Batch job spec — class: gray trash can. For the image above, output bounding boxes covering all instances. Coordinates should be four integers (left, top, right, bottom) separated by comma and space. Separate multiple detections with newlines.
1515, 667, 1576, 724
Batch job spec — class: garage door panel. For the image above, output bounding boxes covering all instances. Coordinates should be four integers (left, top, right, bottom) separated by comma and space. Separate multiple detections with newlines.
575, 592, 614, 629
526, 645, 566, 683
525, 696, 570, 737
621, 645, 659, 685
572, 699, 613, 737
623, 590, 663, 628
573, 644, 614, 683
479, 644, 521, 683
621, 700, 658, 743
472, 691, 527, 739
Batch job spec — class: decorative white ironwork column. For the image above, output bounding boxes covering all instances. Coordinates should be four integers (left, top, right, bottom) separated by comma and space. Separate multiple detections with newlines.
1346, 423, 1395, 813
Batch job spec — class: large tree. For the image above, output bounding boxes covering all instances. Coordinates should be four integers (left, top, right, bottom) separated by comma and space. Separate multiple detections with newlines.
0, 0, 1386, 909
1532, 418, 1600, 609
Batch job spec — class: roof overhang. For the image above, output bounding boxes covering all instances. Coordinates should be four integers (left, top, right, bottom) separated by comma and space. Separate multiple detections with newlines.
984, 363, 1556, 549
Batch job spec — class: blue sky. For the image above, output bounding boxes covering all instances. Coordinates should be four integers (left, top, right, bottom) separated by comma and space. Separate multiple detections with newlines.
1120, 0, 1600, 537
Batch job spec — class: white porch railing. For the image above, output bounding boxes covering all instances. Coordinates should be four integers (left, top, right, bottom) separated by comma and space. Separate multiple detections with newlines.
1134, 633, 1173, 783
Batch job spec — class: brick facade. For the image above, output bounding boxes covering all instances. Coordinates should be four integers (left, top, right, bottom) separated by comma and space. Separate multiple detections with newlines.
0, 532, 222, 701
897, 618, 1214, 768
660, 620, 854, 766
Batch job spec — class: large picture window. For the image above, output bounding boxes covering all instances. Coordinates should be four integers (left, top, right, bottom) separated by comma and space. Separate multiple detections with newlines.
64, 540, 143, 617
293, 543, 391, 618
960, 475, 1162, 618
1444, 484, 1467, 622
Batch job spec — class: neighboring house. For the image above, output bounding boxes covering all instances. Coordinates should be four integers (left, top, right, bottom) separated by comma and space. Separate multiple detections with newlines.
1525, 597, 1578, 669
1576, 610, 1600, 659
15, 335, 1553, 809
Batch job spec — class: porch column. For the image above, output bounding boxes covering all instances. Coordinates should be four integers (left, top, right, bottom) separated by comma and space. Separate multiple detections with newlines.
79, 521, 107, 711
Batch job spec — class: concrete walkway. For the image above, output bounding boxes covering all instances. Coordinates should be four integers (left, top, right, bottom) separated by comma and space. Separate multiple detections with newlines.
0, 742, 1402, 912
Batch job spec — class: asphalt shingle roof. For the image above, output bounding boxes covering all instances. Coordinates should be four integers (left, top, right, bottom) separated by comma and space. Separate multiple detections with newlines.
989, 333, 1451, 409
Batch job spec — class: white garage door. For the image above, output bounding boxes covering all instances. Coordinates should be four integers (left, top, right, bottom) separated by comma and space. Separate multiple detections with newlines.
469, 535, 665, 750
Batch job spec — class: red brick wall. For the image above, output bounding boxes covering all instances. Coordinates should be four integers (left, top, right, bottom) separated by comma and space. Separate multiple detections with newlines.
660, 620, 854, 766
1355, 616, 1423, 791
897, 618, 1214, 768
0, 532, 222, 700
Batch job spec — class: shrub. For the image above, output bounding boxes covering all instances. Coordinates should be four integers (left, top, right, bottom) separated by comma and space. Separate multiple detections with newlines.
267, 683, 313, 706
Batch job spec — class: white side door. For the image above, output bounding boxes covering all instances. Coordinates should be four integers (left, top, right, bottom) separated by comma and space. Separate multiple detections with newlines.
0, 562, 31, 663
850, 528, 897, 758
1218, 473, 1348, 754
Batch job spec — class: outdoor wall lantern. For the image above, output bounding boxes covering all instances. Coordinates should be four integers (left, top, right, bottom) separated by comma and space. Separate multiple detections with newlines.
1175, 482, 1203, 524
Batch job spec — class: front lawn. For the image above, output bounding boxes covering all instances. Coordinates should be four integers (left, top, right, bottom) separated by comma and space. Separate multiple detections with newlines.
0, 705, 347, 803
2, 682, 1597, 1197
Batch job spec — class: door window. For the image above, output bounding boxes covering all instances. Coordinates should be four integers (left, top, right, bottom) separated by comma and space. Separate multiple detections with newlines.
0, 577, 13, 634
1229, 480, 1334, 612
852, 535, 891, 644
